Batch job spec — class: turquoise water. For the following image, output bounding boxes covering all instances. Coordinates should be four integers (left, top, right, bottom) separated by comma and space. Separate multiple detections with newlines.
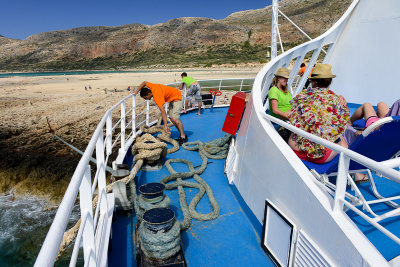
0, 194, 81, 266
0, 70, 165, 78
0, 70, 256, 79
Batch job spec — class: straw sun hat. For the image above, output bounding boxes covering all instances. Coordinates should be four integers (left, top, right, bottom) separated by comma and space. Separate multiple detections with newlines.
309, 63, 336, 79
275, 68, 291, 79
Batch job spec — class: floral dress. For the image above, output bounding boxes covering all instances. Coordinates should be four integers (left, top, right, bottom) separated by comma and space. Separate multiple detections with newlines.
288, 87, 350, 159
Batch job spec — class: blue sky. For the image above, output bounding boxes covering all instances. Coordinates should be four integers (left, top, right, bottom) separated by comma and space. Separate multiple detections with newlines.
1, 0, 272, 40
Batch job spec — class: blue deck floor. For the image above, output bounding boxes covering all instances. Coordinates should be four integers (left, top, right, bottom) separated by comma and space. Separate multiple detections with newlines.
109, 107, 274, 266
345, 103, 400, 261
347, 174, 400, 261
108, 103, 400, 265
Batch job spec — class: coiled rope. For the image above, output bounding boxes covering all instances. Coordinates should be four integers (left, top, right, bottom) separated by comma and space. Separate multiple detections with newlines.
160, 133, 232, 230
136, 134, 232, 260
56, 118, 231, 262
56, 119, 178, 260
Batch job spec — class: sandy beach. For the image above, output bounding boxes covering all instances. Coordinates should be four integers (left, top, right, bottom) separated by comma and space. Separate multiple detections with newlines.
0, 69, 259, 203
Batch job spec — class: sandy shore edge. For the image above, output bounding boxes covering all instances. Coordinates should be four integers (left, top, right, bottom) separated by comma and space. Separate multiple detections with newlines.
0, 68, 259, 204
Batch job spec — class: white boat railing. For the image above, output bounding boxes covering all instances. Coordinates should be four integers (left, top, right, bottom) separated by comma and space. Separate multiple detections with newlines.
35, 78, 251, 266
261, 113, 400, 244
167, 78, 254, 92
252, 0, 400, 250
35, 94, 139, 267
167, 78, 254, 108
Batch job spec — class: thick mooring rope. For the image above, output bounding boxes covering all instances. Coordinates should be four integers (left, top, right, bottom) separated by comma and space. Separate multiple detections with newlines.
137, 134, 232, 259
56, 119, 231, 262
161, 134, 232, 230
139, 118, 180, 155
138, 220, 181, 260
56, 118, 179, 260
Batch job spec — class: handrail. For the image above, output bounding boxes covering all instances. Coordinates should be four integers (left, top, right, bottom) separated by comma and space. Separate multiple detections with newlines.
251, 0, 400, 250
167, 78, 254, 92
35, 113, 110, 266
35, 93, 134, 266
35, 77, 251, 266
261, 113, 400, 183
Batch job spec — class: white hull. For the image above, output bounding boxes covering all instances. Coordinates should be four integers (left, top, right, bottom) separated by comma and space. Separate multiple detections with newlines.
229, 0, 400, 265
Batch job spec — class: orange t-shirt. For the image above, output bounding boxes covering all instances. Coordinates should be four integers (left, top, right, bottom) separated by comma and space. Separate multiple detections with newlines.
298, 66, 306, 75
146, 82, 182, 107
309, 67, 315, 77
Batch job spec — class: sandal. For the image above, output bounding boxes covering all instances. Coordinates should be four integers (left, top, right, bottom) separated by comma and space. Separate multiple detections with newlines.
175, 135, 188, 145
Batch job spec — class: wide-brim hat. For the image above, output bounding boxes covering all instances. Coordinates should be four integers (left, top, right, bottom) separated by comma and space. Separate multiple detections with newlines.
309, 63, 336, 79
275, 67, 291, 79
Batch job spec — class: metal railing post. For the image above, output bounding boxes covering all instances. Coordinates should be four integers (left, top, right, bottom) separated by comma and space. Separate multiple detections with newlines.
95, 133, 108, 225
183, 84, 187, 109
79, 164, 96, 267
146, 101, 150, 126
288, 55, 306, 90
239, 80, 244, 91
294, 46, 323, 96
132, 95, 136, 136
120, 101, 126, 151
333, 153, 350, 212
216, 80, 222, 105
106, 113, 112, 156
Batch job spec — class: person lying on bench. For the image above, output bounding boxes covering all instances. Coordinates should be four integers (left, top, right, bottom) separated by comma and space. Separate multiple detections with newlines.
350, 99, 400, 128
343, 99, 400, 144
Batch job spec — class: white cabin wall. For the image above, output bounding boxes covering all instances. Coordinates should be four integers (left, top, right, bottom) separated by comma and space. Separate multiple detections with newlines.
325, 0, 400, 105
233, 99, 388, 266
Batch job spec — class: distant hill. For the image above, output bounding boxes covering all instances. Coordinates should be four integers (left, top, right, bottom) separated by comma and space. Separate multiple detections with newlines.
0, 0, 351, 71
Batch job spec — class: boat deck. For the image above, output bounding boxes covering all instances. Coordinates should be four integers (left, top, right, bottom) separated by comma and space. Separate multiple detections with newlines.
108, 103, 400, 265
344, 103, 400, 261
348, 175, 400, 261
108, 107, 274, 266
264, 102, 400, 262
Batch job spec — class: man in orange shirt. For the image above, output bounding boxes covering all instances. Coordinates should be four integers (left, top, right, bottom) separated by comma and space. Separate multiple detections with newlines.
133, 81, 187, 144
298, 63, 306, 76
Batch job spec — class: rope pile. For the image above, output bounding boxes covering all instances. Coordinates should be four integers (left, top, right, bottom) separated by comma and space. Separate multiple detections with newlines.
138, 219, 181, 260
160, 133, 232, 230
56, 118, 178, 260
137, 133, 232, 259
139, 119, 180, 155
132, 133, 167, 163
56, 117, 232, 262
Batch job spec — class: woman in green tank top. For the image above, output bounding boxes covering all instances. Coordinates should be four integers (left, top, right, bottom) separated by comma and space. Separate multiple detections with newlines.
268, 68, 292, 120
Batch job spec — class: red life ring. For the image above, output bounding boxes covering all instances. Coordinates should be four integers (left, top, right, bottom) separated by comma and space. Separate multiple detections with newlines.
209, 89, 222, 96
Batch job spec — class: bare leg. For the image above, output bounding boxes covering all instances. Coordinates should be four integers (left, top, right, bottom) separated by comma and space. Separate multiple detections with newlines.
183, 99, 188, 113
354, 172, 369, 183
197, 101, 202, 115
324, 137, 348, 163
350, 102, 377, 124
350, 105, 364, 125
377, 101, 389, 118
169, 117, 185, 138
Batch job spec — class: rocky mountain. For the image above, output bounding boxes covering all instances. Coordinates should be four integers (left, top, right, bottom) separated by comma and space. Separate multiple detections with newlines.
0, 0, 351, 71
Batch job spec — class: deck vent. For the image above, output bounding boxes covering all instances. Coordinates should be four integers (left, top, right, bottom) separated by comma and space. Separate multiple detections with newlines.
225, 138, 237, 184
294, 230, 332, 267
